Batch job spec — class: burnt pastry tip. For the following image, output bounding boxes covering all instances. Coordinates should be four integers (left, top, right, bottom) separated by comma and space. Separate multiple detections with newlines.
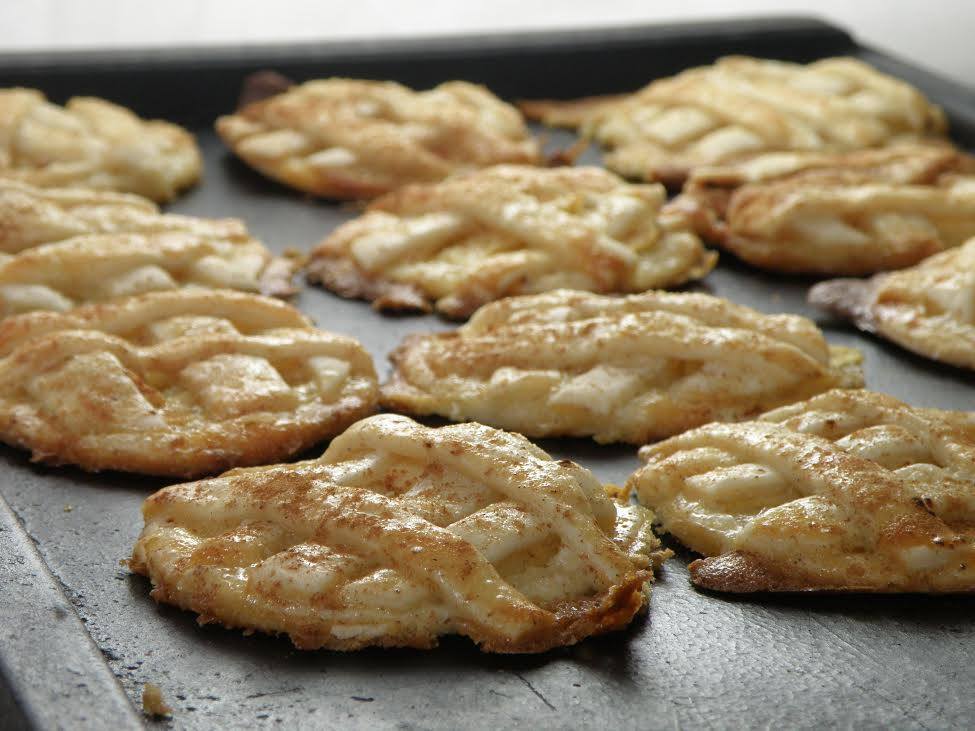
808, 276, 880, 331
237, 70, 296, 110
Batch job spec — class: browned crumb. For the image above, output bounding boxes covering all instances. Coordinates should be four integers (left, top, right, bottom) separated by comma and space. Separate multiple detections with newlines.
142, 682, 172, 717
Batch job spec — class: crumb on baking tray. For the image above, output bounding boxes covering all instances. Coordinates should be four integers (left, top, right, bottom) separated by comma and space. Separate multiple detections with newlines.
142, 682, 173, 717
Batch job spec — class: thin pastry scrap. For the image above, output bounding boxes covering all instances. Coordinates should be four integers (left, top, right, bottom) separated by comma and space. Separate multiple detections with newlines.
669, 143, 975, 275
0, 88, 201, 202
0, 230, 298, 316
809, 236, 975, 369
130, 413, 664, 652
628, 389, 975, 593
216, 76, 541, 199
0, 290, 378, 476
382, 289, 863, 443
520, 56, 947, 186
307, 165, 716, 318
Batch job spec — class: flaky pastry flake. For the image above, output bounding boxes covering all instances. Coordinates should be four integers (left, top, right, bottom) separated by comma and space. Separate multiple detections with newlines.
0, 289, 378, 476
0, 88, 201, 202
381, 289, 863, 443
521, 57, 947, 186
810, 236, 975, 369
130, 413, 664, 652
216, 77, 541, 199
629, 389, 975, 593
307, 165, 715, 318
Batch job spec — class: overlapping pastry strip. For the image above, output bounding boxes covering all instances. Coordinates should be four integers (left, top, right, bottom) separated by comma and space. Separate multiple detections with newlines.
669, 144, 975, 274
307, 165, 715, 318
130, 414, 663, 652
0, 179, 250, 254
809, 237, 975, 369
629, 389, 975, 592
0, 289, 378, 476
216, 77, 541, 199
382, 289, 863, 443
0, 230, 299, 316
521, 56, 947, 186
0, 88, 201, 202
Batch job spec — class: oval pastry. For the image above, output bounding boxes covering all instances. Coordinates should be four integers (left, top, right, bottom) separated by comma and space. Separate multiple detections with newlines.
810, 237, 975, 370
521, 56, 947, 187
0, 290, 378, 476
381, 289, 863, 443
307, 165, 715, 318
0, 230, 297, 316
216, 76, 541, 199
130, 413, 663, 652
628, 389, 975, 593
0, 88, 201, 202
669, 143, 975, 275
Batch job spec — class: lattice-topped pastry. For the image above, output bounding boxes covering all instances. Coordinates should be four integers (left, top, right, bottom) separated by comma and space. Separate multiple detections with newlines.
382, 289, 863, 443
520, 56, 947, 187
0, 230, 298, 316
216, 76, 541, 199
628, 389, 975, 592
810, 236, 975, 369
0, 88, 201, 202
0, 179, 251, 254
129, 413, 663, 651
307, 165, 716, 318
669, 143, 975, 274
0, 289, 378, 476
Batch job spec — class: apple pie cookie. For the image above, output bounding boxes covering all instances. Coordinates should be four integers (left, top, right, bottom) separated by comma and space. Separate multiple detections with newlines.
381, 289, 863, 443
0, 230, 298, 316
628, 389, 975, 593
216, 76, 541, 199
810, 236, 975, 369
521, 56, 947, 186
307, 165, 716, 318
0, 88, 201, 202
670, 143, 975, 274
0, 289, 378, 476
130, 413, 664, 652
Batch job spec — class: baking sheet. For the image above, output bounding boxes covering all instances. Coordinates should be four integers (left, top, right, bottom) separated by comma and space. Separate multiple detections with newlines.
0, 17, 973, 730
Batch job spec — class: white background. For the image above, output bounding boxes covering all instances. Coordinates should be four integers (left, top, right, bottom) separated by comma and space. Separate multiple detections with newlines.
0, 0, 970, 88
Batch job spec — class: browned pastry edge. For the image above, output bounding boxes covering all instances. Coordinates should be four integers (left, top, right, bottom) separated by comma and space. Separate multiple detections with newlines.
259, 254, 303, 298
305, 254, 432, 314
516, 94, 628, 127
807, 276, 880, 333
237, 70, 296, 110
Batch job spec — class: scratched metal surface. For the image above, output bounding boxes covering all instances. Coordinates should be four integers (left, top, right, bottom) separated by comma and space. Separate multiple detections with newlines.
0, 18, 973, 730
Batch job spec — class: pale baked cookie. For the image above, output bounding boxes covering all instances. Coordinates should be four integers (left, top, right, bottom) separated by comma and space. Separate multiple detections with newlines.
307, 165, 716, 318
0, 289, 378, 476
670, 143, 975, 275
216, 76, 541, 199
381, 289, 863, 443
0, 230, 298, 316
810, 236, 975, 369
628, 389, 975, 592
0, 88, 201, 202
130, 413, 664, 652
521, 56, 947, 186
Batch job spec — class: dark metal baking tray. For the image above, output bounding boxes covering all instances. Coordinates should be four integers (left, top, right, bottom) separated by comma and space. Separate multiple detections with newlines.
0, 16, 973, 730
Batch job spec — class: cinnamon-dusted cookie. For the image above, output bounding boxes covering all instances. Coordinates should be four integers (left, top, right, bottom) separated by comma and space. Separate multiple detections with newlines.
216, 76, 540, 199
308, 165, 715, 318
382, 289, 863, 443
0, 88, 201, 202
628, 389, 975, 593
521, 56, 946, 187
130, 413, 664, 652
0, 290, 377, 476
809, 237, 975, 369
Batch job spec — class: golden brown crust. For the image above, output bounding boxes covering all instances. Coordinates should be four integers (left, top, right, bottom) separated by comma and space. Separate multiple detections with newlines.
630, 389, 975, 593
130, 414, 663, 652
308, 165, 715, 318
380, 289, 863, 443
216, 77, 541, 199
521, 56, 947, 186
0, 88, 201, 202
671, 144, 975, 275
0, 290, 378, 476
810, 237, 975, 369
